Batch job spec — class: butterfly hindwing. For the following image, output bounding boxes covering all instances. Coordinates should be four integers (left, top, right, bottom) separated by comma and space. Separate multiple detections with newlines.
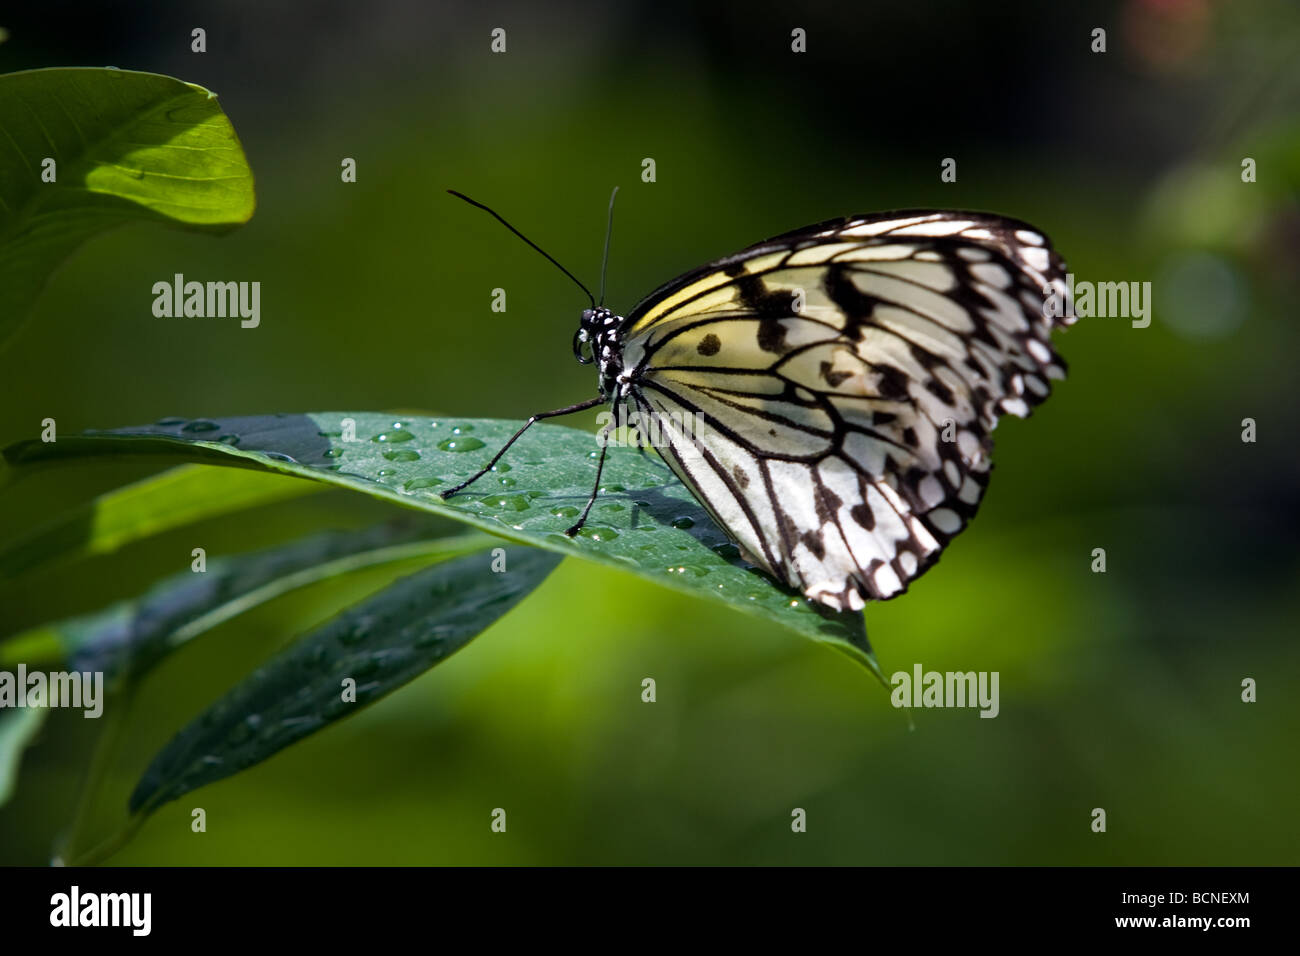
619, 211, 1075, 611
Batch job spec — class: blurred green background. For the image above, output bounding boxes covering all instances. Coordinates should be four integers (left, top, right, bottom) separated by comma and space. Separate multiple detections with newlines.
1, 0, 1298, 864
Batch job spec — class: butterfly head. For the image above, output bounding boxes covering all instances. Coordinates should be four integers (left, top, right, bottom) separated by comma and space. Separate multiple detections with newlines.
575, 306, 625, 397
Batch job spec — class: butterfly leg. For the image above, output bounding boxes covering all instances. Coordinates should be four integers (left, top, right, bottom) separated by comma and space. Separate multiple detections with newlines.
443, 396, 604, 498
564, 417, 615, 537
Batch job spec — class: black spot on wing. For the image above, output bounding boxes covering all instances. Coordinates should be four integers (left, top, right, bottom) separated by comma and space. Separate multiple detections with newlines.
735, 274, 801, 354
926, 378, 956, 405
758, 320, 788, 353
824, 265, 883, 338
813, 478, 843, 525
910, 344, 942, 370
819, 361, 853, 387
850, 501, 875, 531
697, 333, 721, 356
738, 275, 797, 316
800, 530, 826, 560
876, 364, 910, 400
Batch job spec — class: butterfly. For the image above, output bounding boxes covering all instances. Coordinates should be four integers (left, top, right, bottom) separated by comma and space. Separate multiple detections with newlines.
445, 190, 1076, 613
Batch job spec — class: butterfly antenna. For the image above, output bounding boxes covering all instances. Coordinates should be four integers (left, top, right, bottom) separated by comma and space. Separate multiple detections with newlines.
598, 186, 619, 306
447, 189, 595, 307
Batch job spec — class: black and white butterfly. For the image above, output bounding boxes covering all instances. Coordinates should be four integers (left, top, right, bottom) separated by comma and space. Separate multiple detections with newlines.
446, 191, 1076, 613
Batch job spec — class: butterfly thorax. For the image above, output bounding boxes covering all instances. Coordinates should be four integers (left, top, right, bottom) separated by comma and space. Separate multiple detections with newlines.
575, 306, 626, 399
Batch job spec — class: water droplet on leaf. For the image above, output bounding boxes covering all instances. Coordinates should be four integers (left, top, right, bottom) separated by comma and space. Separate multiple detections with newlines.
404, 477, 440, 492
482, 494, 529, 512
438, 437, 485, 452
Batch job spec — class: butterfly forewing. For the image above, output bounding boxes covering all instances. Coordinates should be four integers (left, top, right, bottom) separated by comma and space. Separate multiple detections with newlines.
620, 211, 1075, 612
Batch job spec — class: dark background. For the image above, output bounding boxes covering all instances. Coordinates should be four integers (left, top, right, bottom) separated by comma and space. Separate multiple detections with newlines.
1, 0, 1297, 863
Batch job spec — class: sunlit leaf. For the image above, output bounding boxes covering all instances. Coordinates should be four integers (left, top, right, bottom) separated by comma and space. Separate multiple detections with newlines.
0, 464, 319, 583
0, 68, 255, 346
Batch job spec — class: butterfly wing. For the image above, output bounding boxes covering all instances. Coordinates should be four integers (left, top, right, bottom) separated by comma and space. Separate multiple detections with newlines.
619, 211, 1075, 612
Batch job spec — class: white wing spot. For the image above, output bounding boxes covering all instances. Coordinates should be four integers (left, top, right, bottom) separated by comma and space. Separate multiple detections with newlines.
919, 474, 945, 507
894, 220, 976, 238
1027, 339, 1053, 364
873, 563, 903, 596
1022, 248, 1050, 271
841, 215, 934, 237
929, 508, 962, 534
971, 263, 1011, 288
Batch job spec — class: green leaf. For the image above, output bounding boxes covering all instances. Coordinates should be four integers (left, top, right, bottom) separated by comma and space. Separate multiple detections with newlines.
129, 545, 562, 815
0, 68, 255, 346
0, 464, 321, 583
0, 707, 47, 808
2, 522, 494, 689
3, 413, 880, 676
0, 522, 491, 822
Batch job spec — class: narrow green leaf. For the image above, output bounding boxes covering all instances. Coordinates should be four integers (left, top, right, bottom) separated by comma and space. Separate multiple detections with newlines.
2, 522, 493, 689
129, 545, 562, 815
0, 464, 320, 582
0, 522, 489, 817
0, 707, 47, 808
0, 68, 255, 346
3, 413, 879, 675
